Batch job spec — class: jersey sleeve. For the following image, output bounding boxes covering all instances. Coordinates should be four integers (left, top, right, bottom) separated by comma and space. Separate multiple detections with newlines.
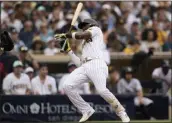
152, 68, 160, 78
51, 78, 57, 94
31, 79, 36, 94
25, 75, 31, 90
135, 79, 142, 91
117, 79, 124, 94
86, 27, 99, 38
2, 75, 12, 94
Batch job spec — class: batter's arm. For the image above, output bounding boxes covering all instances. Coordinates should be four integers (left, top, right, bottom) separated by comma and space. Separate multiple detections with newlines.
66, 31, 91, 40
68, 50, 81, 67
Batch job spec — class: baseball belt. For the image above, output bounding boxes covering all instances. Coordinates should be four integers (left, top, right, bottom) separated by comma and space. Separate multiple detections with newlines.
81, 57, 99, 64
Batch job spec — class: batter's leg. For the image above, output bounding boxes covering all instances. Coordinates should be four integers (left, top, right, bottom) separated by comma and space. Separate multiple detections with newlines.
87, 68, 125, 113
63, 66, 93, 114
85, 60, 130, 122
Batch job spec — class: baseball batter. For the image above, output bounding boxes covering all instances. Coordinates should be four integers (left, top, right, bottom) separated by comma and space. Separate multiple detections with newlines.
55, 19, 130, 123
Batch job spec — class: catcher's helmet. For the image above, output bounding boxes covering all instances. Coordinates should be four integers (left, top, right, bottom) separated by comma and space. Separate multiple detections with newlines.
78, 19, 99, 29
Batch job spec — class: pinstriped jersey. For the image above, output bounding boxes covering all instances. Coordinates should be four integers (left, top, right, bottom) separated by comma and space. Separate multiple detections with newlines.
81, 26, 104, 61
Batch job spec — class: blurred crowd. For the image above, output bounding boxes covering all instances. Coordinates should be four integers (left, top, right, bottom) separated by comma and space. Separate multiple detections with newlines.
1, 59, 171, 97
0, 1, 171, 95
0, 1, 171, 120
1, 1, 172, 56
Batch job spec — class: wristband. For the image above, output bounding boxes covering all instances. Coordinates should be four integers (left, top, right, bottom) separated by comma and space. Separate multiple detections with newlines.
72, 32, 77, 40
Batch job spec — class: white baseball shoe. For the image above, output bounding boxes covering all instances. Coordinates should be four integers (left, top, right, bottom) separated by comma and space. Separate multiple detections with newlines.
118, 111, 130, 123
79, 109, 95, 123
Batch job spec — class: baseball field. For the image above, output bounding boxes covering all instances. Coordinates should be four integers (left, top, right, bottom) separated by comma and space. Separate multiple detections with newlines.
60, 120, 171, 123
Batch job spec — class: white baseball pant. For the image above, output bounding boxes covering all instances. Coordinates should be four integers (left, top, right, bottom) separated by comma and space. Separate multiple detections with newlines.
63, 59, 125, 114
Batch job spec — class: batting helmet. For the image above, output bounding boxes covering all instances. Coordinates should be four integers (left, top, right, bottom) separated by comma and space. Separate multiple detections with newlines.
78, 19, 99, 29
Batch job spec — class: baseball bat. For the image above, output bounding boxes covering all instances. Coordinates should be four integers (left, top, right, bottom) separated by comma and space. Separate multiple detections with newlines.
61, 2, 83, 51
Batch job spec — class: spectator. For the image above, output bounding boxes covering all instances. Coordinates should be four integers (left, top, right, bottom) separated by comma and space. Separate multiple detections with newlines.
102, 4, 116, 31
152, 19, 168, 46
107, 66, 120, 94
31, 63, 57, 95
19, 20, 36, 48
39, 22, 54, 43
18, 46, 39, 70
1, 1, 171, 54
35, 6, 47, 29
30, 37, 45, 54
59, 13, 77, 33
121, 2, 139, 32
9, 28, 25, 54
0, 52, 18, 74
162, 32, 172, 51
117, 66, 154, 120
24, 67, 34, 81
44, 37, 60, 56
14, 2, 27, 22
58, 62, 91, 94
2, 60, 31, 95
115, 18, 129, 46
141, 28, 161, 52
0, 63, 6, 94
8, 9, 23, 32
152, 60, 171, 95
31, 10, 42, 30
107, 30, 124, 52
123, 40, 141, 55
129, 22, 141, 42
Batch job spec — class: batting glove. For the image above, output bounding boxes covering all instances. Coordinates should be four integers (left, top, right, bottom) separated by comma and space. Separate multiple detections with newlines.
56, 37, 71, 53
54, 33, 66, 39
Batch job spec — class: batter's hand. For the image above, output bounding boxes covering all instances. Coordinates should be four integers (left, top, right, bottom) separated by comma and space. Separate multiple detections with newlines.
55, 37, 71, 53
61, 38, 71, 53
54, 33, 66, 39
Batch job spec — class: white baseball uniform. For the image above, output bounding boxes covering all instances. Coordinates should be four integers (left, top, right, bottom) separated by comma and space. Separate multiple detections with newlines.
58, 74, 91, 94
3, 73, 31, 95
117, 78, 153, 106
31, 75, 57, 95
64, 26, 125, 114
152, 67, 171, 94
